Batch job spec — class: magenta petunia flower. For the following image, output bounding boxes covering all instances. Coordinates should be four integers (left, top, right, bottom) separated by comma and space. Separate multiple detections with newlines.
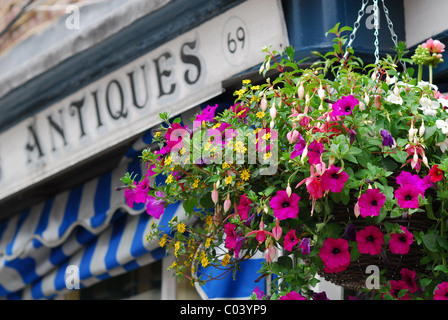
388, 280, 410, 300
320, 165, 349, 193
279, 291, 307, 300
331, 95, 359, 116
394, 184, 421, 209
165, 122, 189, 150
134, 178, 150, 204
389, 226, 414, 254
230, 103, 249, 119
269, 190, 300, 220
252, 286, 265, 300
396, 171, 428, 195
290, 133, 306, 159
237, 193, 252, 220
319, 238, 351, 274
145, 191, 166, 219
400, 268, 418, 293
283, 230, 300, 252
193, 104, 218, 129
356, 225, 384, 255
434, 282, 448, 300
307, 140, 324, 165
358, 188, 386, 217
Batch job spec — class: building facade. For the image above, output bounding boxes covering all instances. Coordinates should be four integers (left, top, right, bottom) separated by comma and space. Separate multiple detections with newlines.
0, 0, 446, 300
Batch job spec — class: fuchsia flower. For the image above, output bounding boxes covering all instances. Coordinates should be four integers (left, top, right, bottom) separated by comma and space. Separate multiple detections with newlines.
146, 191, 166, 219
356, 226, 384, 255
319, 238, 351, 274
224, 223, 244, 258
246, 221, 274, 245
434, 282, 448, 300
331, 95, 359, 116
320, 165, 349, 193
237, 194, 252, 220
389, 226, 414, 254
307, 140, 324, 165
283, 230, 300, 252
279, 291, 307, 300
269, 190, 300, 220
357, 188, 386, 217
296, 162, 327, 215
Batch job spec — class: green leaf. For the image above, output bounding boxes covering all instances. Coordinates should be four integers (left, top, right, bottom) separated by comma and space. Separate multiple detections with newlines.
422, 234, 441, 253
434, 265, 448, 274
277, 256, 293, 269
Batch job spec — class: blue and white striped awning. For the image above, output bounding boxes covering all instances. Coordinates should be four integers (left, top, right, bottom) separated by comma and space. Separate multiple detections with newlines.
0, 103, 267, 300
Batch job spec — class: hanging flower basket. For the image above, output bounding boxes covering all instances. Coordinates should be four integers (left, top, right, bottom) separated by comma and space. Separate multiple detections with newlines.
121, 23, 448, 300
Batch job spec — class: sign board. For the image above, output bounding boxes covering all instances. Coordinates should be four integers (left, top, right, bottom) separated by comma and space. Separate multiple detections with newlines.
0, 0, 289, 201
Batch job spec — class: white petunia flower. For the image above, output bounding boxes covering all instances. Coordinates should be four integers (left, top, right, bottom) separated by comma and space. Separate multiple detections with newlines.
419, 96, 439, 116
436, 119, 448, 134
436, 137, 448, 153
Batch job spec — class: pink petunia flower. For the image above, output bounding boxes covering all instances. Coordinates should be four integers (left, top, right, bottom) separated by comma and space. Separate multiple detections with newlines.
357, 188, 386, 217
307, 140, 324, 165
319, 238, 351, 274
400, 268, 418, 293
279, 291, 307, 300
331, 95, 359, 116
283, 230, 300, 252
394, 184, 421, 209
356, 225, 384, 255
237, 194, 252, 220
145, 191, 166, 219
269, 190, 300, 220
320, 165, 349, 193
389, 226, 414, 254
434, 282, 448, 300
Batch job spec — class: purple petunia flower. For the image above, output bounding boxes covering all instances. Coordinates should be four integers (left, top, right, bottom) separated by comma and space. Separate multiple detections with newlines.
331, 95, 359, 116
291, 133, 306, 159
299, 237, 310, 255
380, 129, 395, 147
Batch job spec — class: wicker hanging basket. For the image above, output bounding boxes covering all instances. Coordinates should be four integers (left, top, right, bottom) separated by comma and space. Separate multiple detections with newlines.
317, 194, 434, 291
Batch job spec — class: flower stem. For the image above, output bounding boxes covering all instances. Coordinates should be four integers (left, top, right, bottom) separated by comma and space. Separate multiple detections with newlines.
429, 64, 433, 84
417, 64, 423, 83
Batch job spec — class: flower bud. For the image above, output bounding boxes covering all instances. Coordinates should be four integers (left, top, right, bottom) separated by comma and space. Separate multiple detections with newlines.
286, 183, 292, 197
270, 120, 275, 129
298, 82, 305, 99
413, 151, 419, 164
270, 105, 277, 119
260, 95, 268, 112
212, 184, 219, 204
364, 93, 370, 105
386, 74, 391, 84
272, 218, 282, 241
374, 95, 381, 110
263, 205, 269, 214
287, 130, 299, 144
359, 101, 365, 111
394, 85, 400, 97
354, 202, 361, 218
422, 155, 429, 167
265, 244, 277, 263
224, 194, 231, 212
419, 121, 426, 137
318, 85, 325, 100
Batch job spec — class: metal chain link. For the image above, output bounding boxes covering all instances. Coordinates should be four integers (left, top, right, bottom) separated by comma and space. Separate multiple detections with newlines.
381, 0, 407, 71
373, 0, 380, 65
343, 0, 369, 60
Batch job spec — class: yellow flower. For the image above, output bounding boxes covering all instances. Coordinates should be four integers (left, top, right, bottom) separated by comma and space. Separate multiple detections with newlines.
225, 176, 233, 185
256, 111, 265, 119
177, 223, 186, 234
221, 253, 231, 267
169, 261, 177, 269
250, 95, 259, 103
205, 215, 213, 226
242, 79, 251, 85
205, 237, 212, 248
192, 179, 199, 188
165, 156, 172, 166
252, 85, 260, 90
240, 169, 250, 181
166, 174, 174, 184
262, 132, 271, 140
222, 162, 230, 169
159, 234, 168, 247
234, 141, 247, 154
155, 131, 161, 138
212, 122, 221, 129
204, 141, 212, 151
263, 152, 272, 160
174, 241, 181, 257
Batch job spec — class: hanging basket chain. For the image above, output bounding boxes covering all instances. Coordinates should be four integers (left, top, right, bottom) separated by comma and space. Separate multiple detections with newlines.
344, 0, 406, 71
